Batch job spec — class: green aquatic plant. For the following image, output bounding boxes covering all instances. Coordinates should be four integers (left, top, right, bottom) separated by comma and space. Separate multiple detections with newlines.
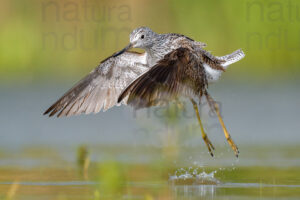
96, 160, 126, 197
76, 145, 90, 178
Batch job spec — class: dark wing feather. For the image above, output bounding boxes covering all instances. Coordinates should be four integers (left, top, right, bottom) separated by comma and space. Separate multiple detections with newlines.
118, 48, 208, 109
197, 48, 225, 71
44, 51, 149, 117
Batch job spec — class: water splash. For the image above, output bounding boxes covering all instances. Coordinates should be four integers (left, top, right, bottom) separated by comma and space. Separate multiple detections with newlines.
169, 167, 220, 185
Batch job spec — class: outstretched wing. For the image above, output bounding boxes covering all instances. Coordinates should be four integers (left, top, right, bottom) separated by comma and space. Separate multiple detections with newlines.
44, 51, 148, 117
118, 48, 207, 109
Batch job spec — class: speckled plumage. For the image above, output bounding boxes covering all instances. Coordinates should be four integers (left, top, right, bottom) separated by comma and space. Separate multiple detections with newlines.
44, 26, 245, 157
44, 27, 244, 118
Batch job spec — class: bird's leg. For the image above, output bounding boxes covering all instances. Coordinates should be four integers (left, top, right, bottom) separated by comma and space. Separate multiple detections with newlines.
190, 98, 215, 157
204, 92, 239, 157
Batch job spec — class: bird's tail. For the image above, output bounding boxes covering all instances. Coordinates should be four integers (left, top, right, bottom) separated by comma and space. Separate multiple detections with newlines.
217, 49, 245, 69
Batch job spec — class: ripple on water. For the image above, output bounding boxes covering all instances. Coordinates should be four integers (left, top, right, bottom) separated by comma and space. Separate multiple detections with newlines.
169, 167, 220, 185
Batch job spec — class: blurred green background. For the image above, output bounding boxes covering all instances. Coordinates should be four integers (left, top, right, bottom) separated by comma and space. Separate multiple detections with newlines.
1, 0, 299, 83
1, 0, 300, 199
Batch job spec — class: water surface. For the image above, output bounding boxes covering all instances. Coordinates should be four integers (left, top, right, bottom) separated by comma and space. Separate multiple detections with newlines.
0, 83, 299, 199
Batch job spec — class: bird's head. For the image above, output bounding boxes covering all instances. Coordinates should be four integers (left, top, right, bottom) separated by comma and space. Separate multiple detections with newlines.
113, 27, 157, 57
129, 27, 157, 49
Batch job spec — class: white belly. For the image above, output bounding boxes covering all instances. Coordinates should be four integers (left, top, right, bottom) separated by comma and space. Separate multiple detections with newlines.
203, 63, 222, 82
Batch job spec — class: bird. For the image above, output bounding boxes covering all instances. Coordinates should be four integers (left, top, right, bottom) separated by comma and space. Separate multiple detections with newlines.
44, 27, 245, 157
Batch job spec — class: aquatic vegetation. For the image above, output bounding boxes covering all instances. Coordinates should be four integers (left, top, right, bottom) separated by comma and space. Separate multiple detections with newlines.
77, 145, 90, 179
5, 181, 19, 200
96, 160, 126, 197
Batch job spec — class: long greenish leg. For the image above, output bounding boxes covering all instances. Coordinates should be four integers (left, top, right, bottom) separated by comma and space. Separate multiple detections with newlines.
190, 98, 215, 157
205, 92, 239, 157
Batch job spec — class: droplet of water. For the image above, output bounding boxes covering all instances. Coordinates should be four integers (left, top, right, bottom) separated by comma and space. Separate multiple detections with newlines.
169, 167, 220, 185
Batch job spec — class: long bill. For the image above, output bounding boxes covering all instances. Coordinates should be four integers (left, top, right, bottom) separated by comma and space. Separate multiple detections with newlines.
113, 43, 133, 57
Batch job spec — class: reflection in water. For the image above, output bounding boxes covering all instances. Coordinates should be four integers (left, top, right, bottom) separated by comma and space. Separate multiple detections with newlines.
172, 185, 216, 199
169, 167, 218, 198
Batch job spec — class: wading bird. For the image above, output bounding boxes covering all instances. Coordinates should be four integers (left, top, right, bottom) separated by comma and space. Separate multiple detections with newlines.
44, 27, 245, 157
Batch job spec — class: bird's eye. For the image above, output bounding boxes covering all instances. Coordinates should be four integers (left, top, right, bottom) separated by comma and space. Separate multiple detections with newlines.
141, 35, 144, 39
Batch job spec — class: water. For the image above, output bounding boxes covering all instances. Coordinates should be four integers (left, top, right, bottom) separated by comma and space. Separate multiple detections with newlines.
0, 164, 299, 199
169, 168, 220, 185
0, 82, 299, 199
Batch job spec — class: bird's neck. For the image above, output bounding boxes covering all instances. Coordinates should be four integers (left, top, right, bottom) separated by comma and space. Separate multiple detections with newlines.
145, 37, 178, 67
145, 48, 163, 67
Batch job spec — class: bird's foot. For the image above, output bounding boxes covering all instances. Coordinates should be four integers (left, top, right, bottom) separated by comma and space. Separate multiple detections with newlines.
203, 134, 215, 157
226, 136, 239, 157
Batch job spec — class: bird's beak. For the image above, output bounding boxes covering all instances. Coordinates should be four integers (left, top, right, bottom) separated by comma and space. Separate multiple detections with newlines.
113, 43, 133, 57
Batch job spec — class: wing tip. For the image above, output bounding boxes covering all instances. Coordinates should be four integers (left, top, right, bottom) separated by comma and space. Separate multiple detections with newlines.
117, 96, 123, 104
220, 49, 245, 67
43, 105, 65, 118
236, 49, 246, 59
43, 103, 60, 117
43, 106, 52, 115
43, 107, 54, 117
